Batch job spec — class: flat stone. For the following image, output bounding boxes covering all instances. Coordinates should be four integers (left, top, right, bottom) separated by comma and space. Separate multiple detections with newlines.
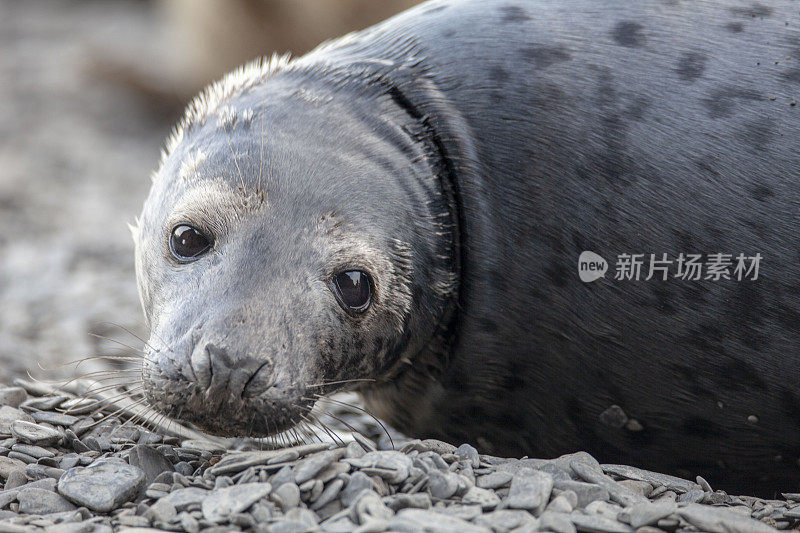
341, 472, 375, 507
351, 489, 392, 524
677, 503, 777, 533
428, 470, 460, 499
0, 388, 27, 408
506, 468, 553, 515
345, 451, 413, 484
553, 480, 610, 507
29, 411, 79, 427
160, 487, 209, 512
0, 456, 26, 479
461, 486, 501, 510
540, 511, 577, 533
455, 444, 480, 469
209, 443, 333, 476
626, 501, 677, 528
201, 482, 271, 523
571, 461, 647, 507
565, 511, 634, 533
390, 509, 492, 533
57, 459, 146, 512
0, 406, 33, 435
10, 421, 61, 446
601, 464, 698, 493
294, 450, 341, 484
128, 445, 174, 486
476, 471, 512, 489
311, 478, 344, 511
11, 443, 55, 459
271, 481, 301, 510
3, 469, 28, 489
16, 487, 77, 514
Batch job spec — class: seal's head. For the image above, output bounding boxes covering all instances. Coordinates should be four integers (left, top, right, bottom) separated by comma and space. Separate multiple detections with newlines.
133, 57, 458, 437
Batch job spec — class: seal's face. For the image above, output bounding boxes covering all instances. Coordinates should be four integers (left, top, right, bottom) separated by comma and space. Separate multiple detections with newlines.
133, 69, 457, 437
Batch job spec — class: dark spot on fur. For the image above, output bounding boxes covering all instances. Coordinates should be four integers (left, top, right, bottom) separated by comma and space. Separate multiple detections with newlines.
730, 3, 772, 18
500, 5, 531, 23
565, 397, 581, 425
480, 319, 499, 333
441, 29, 456, 38
702, 86, 761, 118
682, 417, 722, 438
611, 21, 645, 47
738, 118, 774, 151
675, 51, 707, 82
750, 184, 775, 202
488, 65, 510, 84
780, 391, 800, 427
545, 260, 569, 287
781, 69, 800, 84
625, 96, 651, 121
720, 357, 767, 391
651, 285, 677, 315
519, 44, 571, 69
725, 22, 745, 33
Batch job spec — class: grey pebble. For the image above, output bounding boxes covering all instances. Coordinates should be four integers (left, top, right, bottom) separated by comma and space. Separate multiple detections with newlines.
0, 406, 33, 435
476, 471, 512, 489
7, 452, 35, 464
128, 445, 174, 486
58, 460, 146, 513
201, 482, 271, 523
677, 503, 777, 533
17, 487, 77, 514
10, 421, 61, 446
29, 411, 79, 427
601, 464, 698, 493
3, 469, 27, 489
311, 479, 344, 510
564, 511, 634, 533
455, 444, 480, 469
625, 501, 677, 528
506, 468, 553, 515
0, 456, 26, 479
0, 388, 27, 409
272, 481, 301, 510
461, 486, 500, 510
571, 460, 647, 507
294, 450, 341, 484
390, 508, 491, 533
345, 451, 412, 484
160, 487, 209, 512
428, 470, 460, 499
178, 511, 200, 533
696, 475, 713, 492
677, 489, 704, 503
11, 444, 54, 459
351, 490, 392, 524
539, 511, 577, 533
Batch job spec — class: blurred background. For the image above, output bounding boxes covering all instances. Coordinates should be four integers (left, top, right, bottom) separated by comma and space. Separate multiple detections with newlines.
0, 0, 421, 381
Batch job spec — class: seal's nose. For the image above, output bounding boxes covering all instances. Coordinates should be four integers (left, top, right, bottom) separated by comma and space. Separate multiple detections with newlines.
192, 342, 273, 399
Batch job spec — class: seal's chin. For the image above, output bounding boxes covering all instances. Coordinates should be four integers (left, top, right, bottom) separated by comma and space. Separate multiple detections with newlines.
143, 376, 315, 437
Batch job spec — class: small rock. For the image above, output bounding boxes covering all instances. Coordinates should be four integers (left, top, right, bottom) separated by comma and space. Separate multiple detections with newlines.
678, 503, 777, 533
626, 501, 677, 528
201, 482, 271, 523
455, 444, 480, 469
29, 411, 79, 427
160, 487, 209, 512
57, 459, 146, 512
599, 405, 628, 428
428, 470, 460, 499
461, 486, 501, 510
17, 487, 77, 514
476, 471, 512, 489
271, 481, 301, 510
10, 421, 61, 446
345, 451, 413, 484
0, 456, 26, 479
390, 509, 491, 533
294, 450, 341, 484
506, 468, 553, 515
0, 388, 27, 408
4, 469, 27, 489
128, 445, 174, 486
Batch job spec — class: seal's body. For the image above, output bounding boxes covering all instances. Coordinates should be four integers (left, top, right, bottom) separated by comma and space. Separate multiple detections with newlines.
134, 0, 800, 494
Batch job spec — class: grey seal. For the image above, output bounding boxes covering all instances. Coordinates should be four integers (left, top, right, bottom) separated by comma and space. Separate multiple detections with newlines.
134, 0, 800, 495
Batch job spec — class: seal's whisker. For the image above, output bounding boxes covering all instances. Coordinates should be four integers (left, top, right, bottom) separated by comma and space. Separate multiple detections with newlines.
312, 394, 394, 449
223, 125, 246, 192
96, 321, 160, 354
313, 407, 371, 445
305, 378, 376, 389
305, 411, 345, 446
88, 333, 147, 355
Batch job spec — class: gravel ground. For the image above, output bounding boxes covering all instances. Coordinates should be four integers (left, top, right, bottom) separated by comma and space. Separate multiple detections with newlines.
0, 380, 797, 532
1, 2, 797, 532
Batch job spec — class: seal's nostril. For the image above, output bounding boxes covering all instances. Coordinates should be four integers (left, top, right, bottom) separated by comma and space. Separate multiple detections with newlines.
242, 359, 274, 399
189, 341, 213, 390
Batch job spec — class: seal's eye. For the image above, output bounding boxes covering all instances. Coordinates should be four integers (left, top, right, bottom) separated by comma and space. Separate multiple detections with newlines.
332, 270, 373, 314
169, 224, 211, 261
